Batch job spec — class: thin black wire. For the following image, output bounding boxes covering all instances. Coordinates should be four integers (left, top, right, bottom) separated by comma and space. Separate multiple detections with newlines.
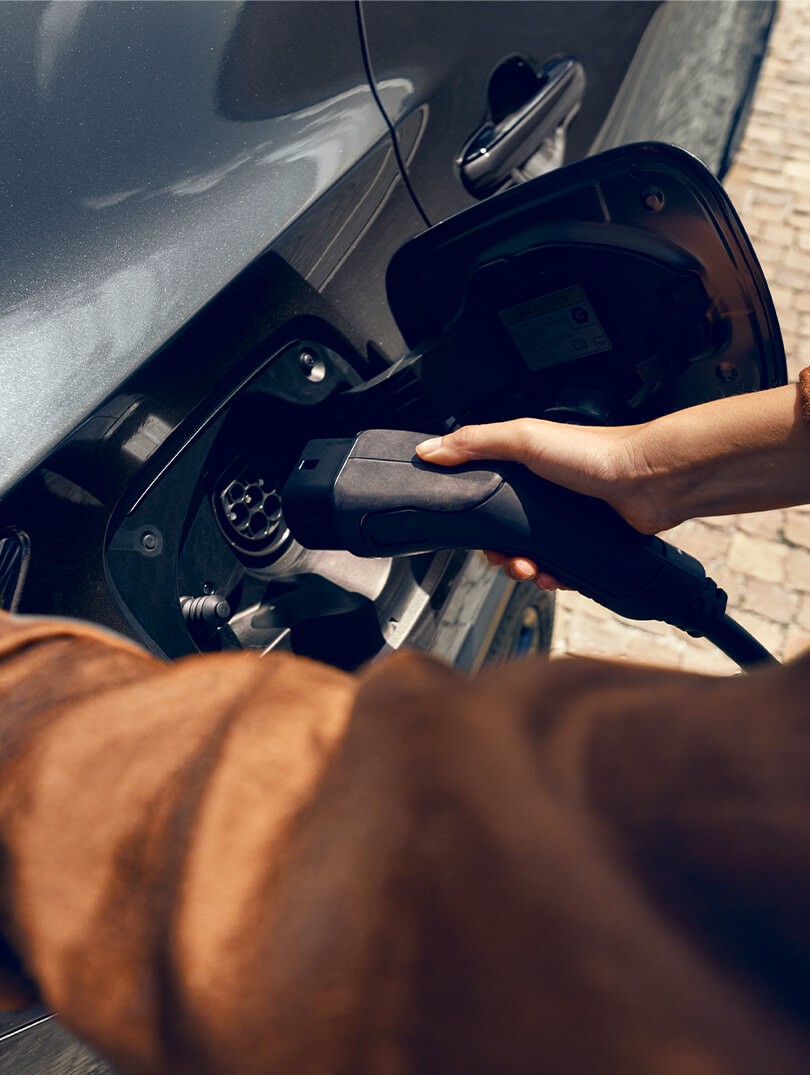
354, 0, 432, 230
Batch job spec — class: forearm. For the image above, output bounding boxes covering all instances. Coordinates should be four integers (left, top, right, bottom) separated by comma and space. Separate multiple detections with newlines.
625, 381, 810, 532
417, 374, 810, 541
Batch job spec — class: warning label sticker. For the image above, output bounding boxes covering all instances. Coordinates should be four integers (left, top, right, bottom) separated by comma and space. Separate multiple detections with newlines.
499, 285, 612, 370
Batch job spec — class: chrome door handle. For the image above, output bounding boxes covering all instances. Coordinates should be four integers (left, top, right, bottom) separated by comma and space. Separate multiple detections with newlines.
460, 56, 585, 196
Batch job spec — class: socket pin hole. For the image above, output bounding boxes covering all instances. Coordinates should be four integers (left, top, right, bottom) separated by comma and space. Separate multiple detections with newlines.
264, 493, 282, 519
300, 459, 319, 470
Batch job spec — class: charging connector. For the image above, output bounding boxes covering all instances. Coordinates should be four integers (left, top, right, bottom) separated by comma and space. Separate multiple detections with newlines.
282, 429, 778, 671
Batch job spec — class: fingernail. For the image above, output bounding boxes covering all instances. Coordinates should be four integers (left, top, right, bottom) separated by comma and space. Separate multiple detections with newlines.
416, 437, 442, 457
508, 563, 534, 581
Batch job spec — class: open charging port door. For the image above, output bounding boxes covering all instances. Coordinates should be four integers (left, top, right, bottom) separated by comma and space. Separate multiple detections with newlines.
299, 142, 790, 671
366, 141, 786, 430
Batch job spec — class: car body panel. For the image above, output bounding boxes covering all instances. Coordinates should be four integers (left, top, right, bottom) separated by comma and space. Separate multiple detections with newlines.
0, 0, 399, 495
360, 0, 660, 222
590, 0, 776, 176
361, 0, 775, 222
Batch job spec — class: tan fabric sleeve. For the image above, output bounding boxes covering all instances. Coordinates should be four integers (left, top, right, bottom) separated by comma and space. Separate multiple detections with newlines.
0, 612, 358, 1070
2, 607, 810, 1074
799, 366, 810, 424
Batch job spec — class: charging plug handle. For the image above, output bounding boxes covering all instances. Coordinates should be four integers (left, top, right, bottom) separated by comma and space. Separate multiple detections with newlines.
283, 430, 730, 638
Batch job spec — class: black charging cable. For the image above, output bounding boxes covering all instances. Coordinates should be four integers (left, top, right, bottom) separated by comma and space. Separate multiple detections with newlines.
701, 614, 778, 669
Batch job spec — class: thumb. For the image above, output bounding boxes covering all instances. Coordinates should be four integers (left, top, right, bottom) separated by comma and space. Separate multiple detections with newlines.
415, 421, 535, 466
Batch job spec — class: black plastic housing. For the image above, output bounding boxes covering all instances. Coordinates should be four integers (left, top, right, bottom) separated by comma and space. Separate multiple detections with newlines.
283, 430, 727, 636
383, 143, 786, 427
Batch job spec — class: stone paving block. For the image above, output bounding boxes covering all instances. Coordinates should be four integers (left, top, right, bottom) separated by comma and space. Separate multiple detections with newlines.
798, 594, 810, 631
728, 532, 787, 583
763, 223, 795, 246
785, 545, 810, 593
736, 509, 785, 539
558, 589, 613, 622
680, 641, 739, 676
754, 170, 796, 193
626, 632, 684, 668
742, 576, 798, 624
753, 240, 784, 264
748, 122, 786, 146
784, 143, 810, 164
744, 202, 791, 222
754, 154, 785, 175
565, 613, 634, 660
756, 101, 787, 120
785, 248, 810, 272
746, 202, 791, 222
769, 284, 798, 311
672, 522, 732, 566
784, 159, 810, 180
785, 125, 810, 146
774, 265, 808, 290
550, 594, 593, 640
785, 509, 810, 547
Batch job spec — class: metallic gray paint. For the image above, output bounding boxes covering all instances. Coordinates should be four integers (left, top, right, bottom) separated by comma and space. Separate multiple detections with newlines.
0, 1, 401, 495
362, 1, 775, 220
590, 0, 776, 174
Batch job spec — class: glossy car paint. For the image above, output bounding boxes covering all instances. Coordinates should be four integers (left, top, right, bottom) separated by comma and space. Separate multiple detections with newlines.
0, 1, 406, 493
361, 0, 658, 222
363, 0, 774, 221
0, 1, 776, 496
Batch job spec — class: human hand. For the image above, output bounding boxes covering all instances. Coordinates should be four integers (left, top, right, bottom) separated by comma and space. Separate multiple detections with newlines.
415, 418, 652, 589
415, 381, 810, 588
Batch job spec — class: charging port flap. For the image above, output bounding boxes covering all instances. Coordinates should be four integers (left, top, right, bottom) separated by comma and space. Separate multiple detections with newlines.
383, 142, 785, 427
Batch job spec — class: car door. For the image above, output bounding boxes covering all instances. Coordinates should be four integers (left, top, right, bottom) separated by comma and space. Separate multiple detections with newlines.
359, 0, 775, 224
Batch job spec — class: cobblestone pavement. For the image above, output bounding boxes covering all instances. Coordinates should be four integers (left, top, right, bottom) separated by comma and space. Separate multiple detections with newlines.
551, 1, 810, 673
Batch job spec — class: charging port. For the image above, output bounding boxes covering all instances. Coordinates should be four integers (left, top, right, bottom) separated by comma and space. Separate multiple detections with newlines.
215, 462, 290, 562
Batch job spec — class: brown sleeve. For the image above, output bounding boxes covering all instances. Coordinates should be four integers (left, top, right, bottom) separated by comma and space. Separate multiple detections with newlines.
0, 612, 358, 1072
2, 609, 810, 1075
799, 366, 810, 424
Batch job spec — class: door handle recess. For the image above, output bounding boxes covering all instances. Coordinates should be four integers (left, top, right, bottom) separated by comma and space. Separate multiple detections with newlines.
460, 56, 585, 196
